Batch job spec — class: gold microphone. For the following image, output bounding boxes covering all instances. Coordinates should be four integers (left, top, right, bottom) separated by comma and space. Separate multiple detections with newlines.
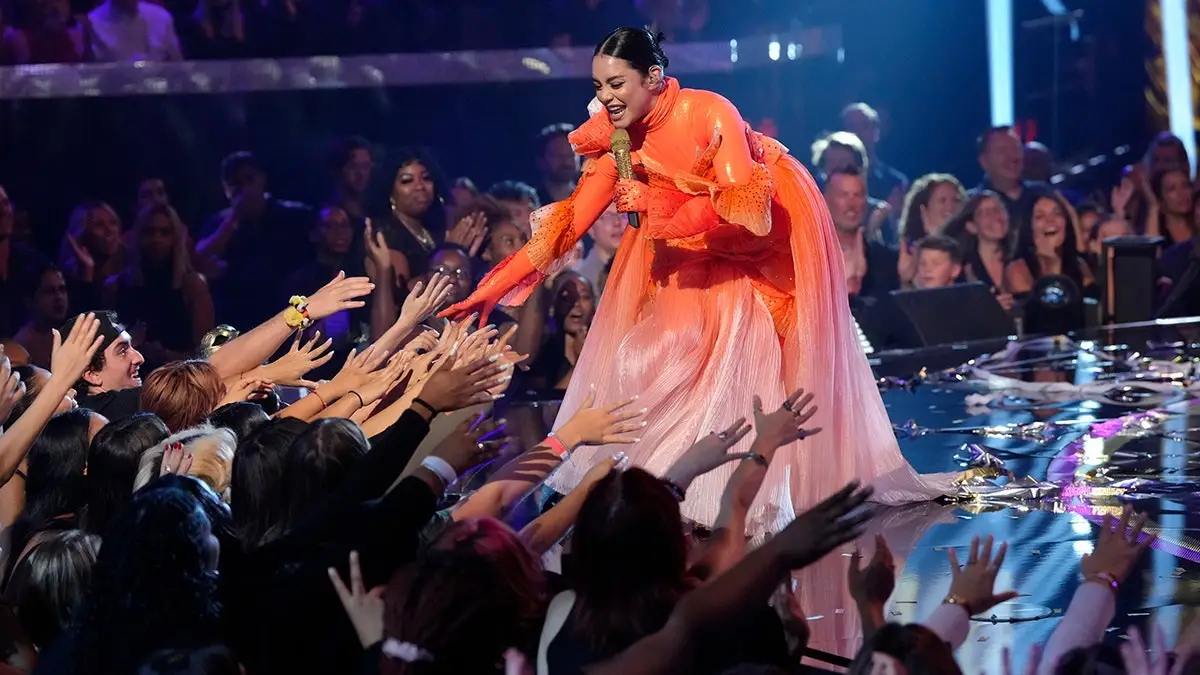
610, 128, 641, 229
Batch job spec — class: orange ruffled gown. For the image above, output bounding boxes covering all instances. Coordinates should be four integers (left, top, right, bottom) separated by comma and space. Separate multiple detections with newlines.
482, 77, 956, 535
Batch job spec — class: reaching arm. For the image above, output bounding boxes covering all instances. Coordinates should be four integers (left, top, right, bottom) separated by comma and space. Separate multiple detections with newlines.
441, 156, 618, 322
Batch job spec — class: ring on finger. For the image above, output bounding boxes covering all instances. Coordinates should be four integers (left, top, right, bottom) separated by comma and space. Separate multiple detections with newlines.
781, 401, 794, 412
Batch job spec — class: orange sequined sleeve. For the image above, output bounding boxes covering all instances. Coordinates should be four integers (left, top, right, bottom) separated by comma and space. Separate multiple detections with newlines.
669, 92, 775, 237
476, 153, 619, 307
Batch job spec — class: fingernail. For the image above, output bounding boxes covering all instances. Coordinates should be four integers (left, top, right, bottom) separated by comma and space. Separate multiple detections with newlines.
640, 421, 648, 427
640, 408, 648, 414
488, 354, 501, 362
496, 418, 507, 426
632, 437, 642, 443
492, 394, 505, 400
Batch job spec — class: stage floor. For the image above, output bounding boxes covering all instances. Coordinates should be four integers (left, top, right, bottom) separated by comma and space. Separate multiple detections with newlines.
495, 318, 1200, 672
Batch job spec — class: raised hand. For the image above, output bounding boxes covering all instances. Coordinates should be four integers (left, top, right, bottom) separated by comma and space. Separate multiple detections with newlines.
65, 232, 95, 279
945, 535, 1019, 616
1120, 625, 1169, 675
554, 389, 645, 450
220, 375, 273, 407
399, 274, 455, 329
453, 324, 500, 370
752, 388, 822, 453
363, 219, 392, 278
1081, 504, 1155, 585
159, 442, 193, 477
305, 271, 375, 321
51, 312, 104, 384
1111, 179, 1135, 218
439, 284, 505, 329
417, 355, 510, 413
770, 481, 875, 570
262, 332, 335, 388
327, 550, 385, 648
431, 414, 508, 475
663, 418, 754, 490
848, 534, 897, 609
403, 328, 440, 355
354, 351, 412, 405
327, 346, 380, 395
446, 211, 488, 257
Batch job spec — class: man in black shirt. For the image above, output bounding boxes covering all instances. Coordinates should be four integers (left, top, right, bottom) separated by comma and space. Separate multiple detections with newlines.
973, 126, 1051, 240
195, 151, 315, 330
65, 311, 145, 421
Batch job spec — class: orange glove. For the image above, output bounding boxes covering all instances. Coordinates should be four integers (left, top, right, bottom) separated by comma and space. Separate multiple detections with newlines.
614, 178, 649, 215
439, 249, 538, 328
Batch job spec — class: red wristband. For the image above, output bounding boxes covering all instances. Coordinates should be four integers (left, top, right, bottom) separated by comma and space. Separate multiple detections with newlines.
544, 433, 569, 457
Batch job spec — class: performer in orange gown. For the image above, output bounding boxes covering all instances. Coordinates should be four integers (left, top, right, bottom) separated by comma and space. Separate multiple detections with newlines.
444, 27, 956, 535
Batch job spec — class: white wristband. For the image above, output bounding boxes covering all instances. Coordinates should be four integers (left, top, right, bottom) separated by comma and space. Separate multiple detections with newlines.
421, 456, 458, 486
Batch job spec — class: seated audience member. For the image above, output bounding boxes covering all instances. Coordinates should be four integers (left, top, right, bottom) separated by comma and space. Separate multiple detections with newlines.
1084, 213, 1134, 269
105, 204, 215, 366
1145, 166, 1197, 247
448, 177, 479, 212
325, 136, 374, 227
534, 123, 581, 205
841, 102, 910, 210
58, 201, 124, 313
285, 206, 367, 361
896, 174, 965, 287
0, 184, 49, 338
942, 190, 1016, 311
488, 180, 541, 237
2, 0, 88, 64
573, 205, 627, 294
911, 235, 963, 290
811, 131, 895, 246
1005, 193, 1095, 297
823, 166, 899, 299
13, 261, 69, 370
86, 0, 182, 61
974, 125, 1051, 239
371, 148, 446, 292
196, 151, 315, 330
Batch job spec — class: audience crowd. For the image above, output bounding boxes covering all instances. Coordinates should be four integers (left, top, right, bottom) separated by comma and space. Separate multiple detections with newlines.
0, 61, 1197, 673
0, 0, 776, 63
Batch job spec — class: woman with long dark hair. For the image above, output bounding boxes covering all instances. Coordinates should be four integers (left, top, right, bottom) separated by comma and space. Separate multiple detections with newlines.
228, 417, 309, 549
51, 480, 222, 675
444, 26, 957, 535
82, 412, 170, 537
1005, 193, 1095, 298
941, 191, 1016, 311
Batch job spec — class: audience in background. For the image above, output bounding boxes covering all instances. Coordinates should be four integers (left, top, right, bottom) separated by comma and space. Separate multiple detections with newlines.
911, 235, 963, 290
841, 102, 909, 213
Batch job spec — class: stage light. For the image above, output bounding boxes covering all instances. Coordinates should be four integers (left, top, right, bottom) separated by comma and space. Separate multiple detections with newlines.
1161, 0, 1196, 175
729, 39, 738, 63
986, 0, 1015, 126
768, 39, 780, 61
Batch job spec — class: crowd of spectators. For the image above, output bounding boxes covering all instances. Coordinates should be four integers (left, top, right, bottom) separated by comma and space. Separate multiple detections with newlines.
0, 33, 1198, 669
0, 0, 784, 63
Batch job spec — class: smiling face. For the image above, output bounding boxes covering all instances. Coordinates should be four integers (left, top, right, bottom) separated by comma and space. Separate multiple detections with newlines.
920, 182, 962, 233
85, 332, 144, 393
391, 161, 435, 218
1031, 196, 1067, 254
980, 129, 1024, 185
1159, 169, 1193, 216
591, 55, 661, 129
967, 196, 1009, 243
824, 172, 867, 234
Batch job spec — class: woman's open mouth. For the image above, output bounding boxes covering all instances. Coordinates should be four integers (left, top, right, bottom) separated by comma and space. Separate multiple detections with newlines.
607, 105, 626, 121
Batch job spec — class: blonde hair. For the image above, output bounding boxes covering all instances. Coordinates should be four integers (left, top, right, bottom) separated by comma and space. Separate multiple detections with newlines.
58, 201, 123, 277
133, 425, 237, 500
123, 203, 193, 289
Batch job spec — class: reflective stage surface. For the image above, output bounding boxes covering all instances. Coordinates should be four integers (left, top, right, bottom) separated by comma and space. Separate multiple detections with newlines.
495, 318, 1200, 672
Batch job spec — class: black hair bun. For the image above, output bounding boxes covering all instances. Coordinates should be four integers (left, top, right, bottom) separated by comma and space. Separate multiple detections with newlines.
646, 27, 670, 69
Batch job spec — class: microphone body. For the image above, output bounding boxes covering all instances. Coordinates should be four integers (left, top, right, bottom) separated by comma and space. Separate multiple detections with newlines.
610, 128, 641, 229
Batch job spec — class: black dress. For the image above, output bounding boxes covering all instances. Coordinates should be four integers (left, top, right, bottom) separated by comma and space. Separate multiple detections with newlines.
376, 215, 435, 281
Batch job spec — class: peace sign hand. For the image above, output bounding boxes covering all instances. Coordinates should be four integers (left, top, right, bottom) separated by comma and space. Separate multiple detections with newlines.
327, 550, 384, 648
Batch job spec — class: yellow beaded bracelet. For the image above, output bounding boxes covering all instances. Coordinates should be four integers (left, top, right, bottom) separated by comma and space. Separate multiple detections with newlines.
284, 295, 312, 329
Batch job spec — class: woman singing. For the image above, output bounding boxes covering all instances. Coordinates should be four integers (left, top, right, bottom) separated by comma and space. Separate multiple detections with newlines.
443, 27, 954, 534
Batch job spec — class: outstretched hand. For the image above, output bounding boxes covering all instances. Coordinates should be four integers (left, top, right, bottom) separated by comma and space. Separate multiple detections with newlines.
663, 417, 755, 491
439, 285, 505, 329
555, 388, 645, 450
945, 535, 1019, 617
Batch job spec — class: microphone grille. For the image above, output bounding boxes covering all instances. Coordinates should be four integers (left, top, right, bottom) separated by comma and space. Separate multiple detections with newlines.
610, 128, 631, 151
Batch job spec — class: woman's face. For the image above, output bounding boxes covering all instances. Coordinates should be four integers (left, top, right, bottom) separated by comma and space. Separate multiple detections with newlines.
140, 212, 176, 263
1160, 170, 1193, 216
555, 274, 596, 336
428, 249, 473, 302
921, 182, 962, 233
591, 55, 659, 129
1031, 197, 1067, 253
483, 220, 528, 267
1151, 142, 1188, 174
391, 161, 435, 218
85, 206, 121, 258
969, 196, 1009, 243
